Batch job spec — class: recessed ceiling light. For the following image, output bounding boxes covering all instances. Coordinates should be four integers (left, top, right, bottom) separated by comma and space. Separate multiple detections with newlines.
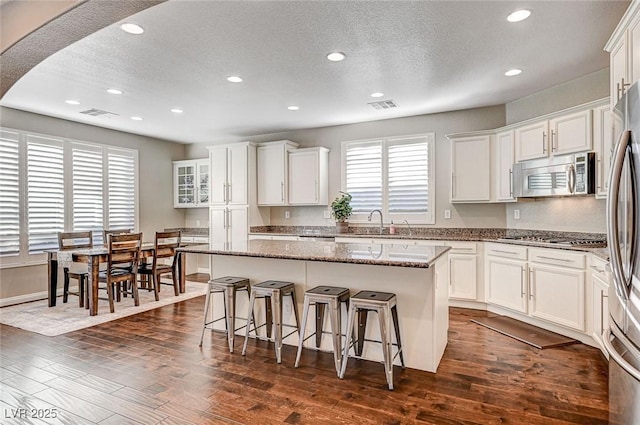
120, 22, 144, 35
326, 52, 346, 62
65, 100, 80, 105
370, 92, 384, 98
287, 106, 299, 111
107, 88, 123, 95
171, 108, 184, 114
507, 9, 531, 23
505, 69, 522, 76
227, 76, 243, 83
131, 116, 143, 121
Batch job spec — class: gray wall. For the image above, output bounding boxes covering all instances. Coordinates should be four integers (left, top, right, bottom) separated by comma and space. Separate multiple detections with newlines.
185, 104, 509, 229
0, 106, 186, 301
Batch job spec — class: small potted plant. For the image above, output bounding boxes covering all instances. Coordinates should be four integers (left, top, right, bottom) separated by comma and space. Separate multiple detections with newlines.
331, 192, 353, 234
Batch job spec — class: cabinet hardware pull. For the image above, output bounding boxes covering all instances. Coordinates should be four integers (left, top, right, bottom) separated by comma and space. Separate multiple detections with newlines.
492, 249, 519, 256
315, 180, 318, 202
590, 265, 605, 273
551, 130, 556, 151
451, 174, 455, 198
542, 132, 547, 154
600, 291, 605, 334
509, 169, 513, 197
528, 268, 534, 300
521, 266, 526, 297
281, 182, 285, 202
227, 183, 232, 203
223, 208, 228, 229
223, 183, 227, 203
228, 209, 232, 228
536, 255, 572, 263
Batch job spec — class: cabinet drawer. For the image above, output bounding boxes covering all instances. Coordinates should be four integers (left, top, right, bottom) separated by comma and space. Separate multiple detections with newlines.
529, 248, 586, 269
589, 255, 611, 282
447, 241, 477, 254
485, 243, 527, 260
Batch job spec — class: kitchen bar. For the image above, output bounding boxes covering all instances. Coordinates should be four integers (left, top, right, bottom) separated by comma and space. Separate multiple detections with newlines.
179, 239, 451, 372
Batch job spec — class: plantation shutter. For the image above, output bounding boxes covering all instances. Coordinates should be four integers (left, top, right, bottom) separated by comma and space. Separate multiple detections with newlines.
72, 143, 104, 240
107, 148, 137, 231
345, 141, 383, 213
388, 139, 430, 214
0, 131, 21, 257
27, 135, 65, 253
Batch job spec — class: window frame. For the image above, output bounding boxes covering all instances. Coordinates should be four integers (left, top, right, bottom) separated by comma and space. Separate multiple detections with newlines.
0, 127, 139, 269
341, 133, 436, 225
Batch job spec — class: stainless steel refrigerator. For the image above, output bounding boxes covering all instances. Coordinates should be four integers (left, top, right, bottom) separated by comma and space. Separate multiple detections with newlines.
606, 81, 640, 425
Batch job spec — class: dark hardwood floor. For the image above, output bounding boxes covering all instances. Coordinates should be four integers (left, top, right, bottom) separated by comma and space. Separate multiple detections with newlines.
0, 279, 609, 424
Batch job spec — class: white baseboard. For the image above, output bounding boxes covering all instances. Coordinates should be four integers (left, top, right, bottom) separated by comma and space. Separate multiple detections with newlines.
197, 267, 210, 274
0, 286, 77, 308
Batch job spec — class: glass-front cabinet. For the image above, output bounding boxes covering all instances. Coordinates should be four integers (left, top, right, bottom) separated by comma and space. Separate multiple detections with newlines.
173, 158, 209, 208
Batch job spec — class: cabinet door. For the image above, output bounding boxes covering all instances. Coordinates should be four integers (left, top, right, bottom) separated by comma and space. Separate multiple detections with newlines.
449, 254, 477, 300
629, 13, 640, 90
515, 120, 549, 161
197, 159, 209, 205
257, 145, 286, 205
529, 264, 585, 331
611, 35, 629, 109
209, 207, 228, 244
591, 273, 609, 350
228, 206, 248, 247
289, 150, 318, 205
594, 104, 614, 198
450, 135, 490, 202
496, 130, 515, 201
174, 162, 196, 207
487, 257, 527, 314
210, 147, 228, 205
549, 109, 592, 155
227, 144, 248, 205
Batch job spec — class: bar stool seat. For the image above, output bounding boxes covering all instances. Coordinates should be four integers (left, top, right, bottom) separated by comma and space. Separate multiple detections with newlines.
294, 286, 350, 374
199, 276, 253, 353
242, 280, 300, 364
339, 290, 405, 390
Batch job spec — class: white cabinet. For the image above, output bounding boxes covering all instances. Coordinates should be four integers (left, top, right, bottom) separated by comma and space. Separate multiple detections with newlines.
450, 135, 491, 202
486, 243, 528, 313
210, 206, 248, 248
548, 109, 593, 155
447, 242, 478, 301
288, 147, 330, 205
173, 159, 209, 208
594, 103, 614, 198
606, 3, 640, 109
590, 256, 610, 354
209, 142, 254, 206
515, 120, 548, 161
495, 130, 515, 202
257, 140, 299, 206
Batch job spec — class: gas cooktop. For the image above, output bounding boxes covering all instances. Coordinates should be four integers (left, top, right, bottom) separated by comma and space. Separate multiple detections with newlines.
497, 236, 607, 248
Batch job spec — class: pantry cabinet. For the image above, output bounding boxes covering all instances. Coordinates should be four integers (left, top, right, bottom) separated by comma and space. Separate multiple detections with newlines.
209, 142, 254, 205
288, 147, 330, 205
450, 135, 491, 202
257, 140, 299, 206
173, 159, 209, 208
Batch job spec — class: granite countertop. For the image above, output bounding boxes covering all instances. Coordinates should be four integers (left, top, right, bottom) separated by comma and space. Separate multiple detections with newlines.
177, 239, 450, 268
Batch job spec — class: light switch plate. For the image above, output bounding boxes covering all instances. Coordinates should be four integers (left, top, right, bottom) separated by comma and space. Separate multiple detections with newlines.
285, 210, 290, 219
444, 209, 451, 219
514, 209, 520, 219
323, 210, 331, 219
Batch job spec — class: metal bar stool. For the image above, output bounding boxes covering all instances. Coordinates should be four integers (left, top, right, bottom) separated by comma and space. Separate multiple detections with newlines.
294, 286, 350, 374
199, 276, 255, 353
339, 290, 405, 390
242, 280, 300, 364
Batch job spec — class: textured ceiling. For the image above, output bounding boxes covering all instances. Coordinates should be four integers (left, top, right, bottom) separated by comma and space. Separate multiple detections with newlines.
0, 0, 631, 144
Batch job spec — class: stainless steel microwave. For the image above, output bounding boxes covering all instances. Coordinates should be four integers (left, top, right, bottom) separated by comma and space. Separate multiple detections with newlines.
512, 152, 595, 198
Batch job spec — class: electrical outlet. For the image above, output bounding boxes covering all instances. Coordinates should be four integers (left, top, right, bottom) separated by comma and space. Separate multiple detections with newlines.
514, 209, 520, 219
323, 210, 331, 219
285, 210, 290, 219
444, 209, 451, 219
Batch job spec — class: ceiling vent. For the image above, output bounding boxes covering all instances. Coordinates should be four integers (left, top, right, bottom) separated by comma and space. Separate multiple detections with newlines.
368, 100, 398, 110
79, 108, 119, 118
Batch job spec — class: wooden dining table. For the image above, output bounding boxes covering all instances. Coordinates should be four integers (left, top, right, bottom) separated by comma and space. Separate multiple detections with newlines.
47, 243, 187, 316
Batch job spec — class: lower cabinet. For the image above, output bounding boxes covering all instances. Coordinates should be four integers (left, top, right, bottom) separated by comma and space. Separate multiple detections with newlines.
447, 242, 478, 301
590, 257, 610, 352
210, 206, 248, 248
487, 255, 528, 313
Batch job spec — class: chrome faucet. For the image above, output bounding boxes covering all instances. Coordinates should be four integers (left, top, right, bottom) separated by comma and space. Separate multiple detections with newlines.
368, 209, 383, 234
403, 219, 413, 237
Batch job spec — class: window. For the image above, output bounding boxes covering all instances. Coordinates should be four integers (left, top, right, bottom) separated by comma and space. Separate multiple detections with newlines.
0, 128, 138, 267
342, 133, 435, 224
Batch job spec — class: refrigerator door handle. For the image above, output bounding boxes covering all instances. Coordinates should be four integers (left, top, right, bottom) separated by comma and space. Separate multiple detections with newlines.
603, 328, 640, 382
607, 129, 632, 301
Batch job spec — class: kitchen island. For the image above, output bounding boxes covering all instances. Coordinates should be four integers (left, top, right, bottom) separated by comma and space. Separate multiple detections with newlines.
179, 239, 450, 372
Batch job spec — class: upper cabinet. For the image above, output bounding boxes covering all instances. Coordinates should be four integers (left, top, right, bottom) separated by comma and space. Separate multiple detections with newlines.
606, 1, 640, 109
495, 130, 516, 202
288, 147, 330, 205
173, 159, 209, 208
514, 109, 592, 162
594, 104, 614, 198
257, 140, 299, 206
450, 135, 491, 203
208, 142, 256, 206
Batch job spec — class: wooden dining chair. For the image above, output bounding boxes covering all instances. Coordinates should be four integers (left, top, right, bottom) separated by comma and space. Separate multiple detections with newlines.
99, 232, 142, 313
138, 230, 181, 300
57, 231, 93, 307
102, 228, 132, 246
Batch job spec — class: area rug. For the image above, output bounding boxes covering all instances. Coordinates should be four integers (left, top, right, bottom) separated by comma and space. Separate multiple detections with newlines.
0, 281, 208, 337
471, 315, 579, 349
